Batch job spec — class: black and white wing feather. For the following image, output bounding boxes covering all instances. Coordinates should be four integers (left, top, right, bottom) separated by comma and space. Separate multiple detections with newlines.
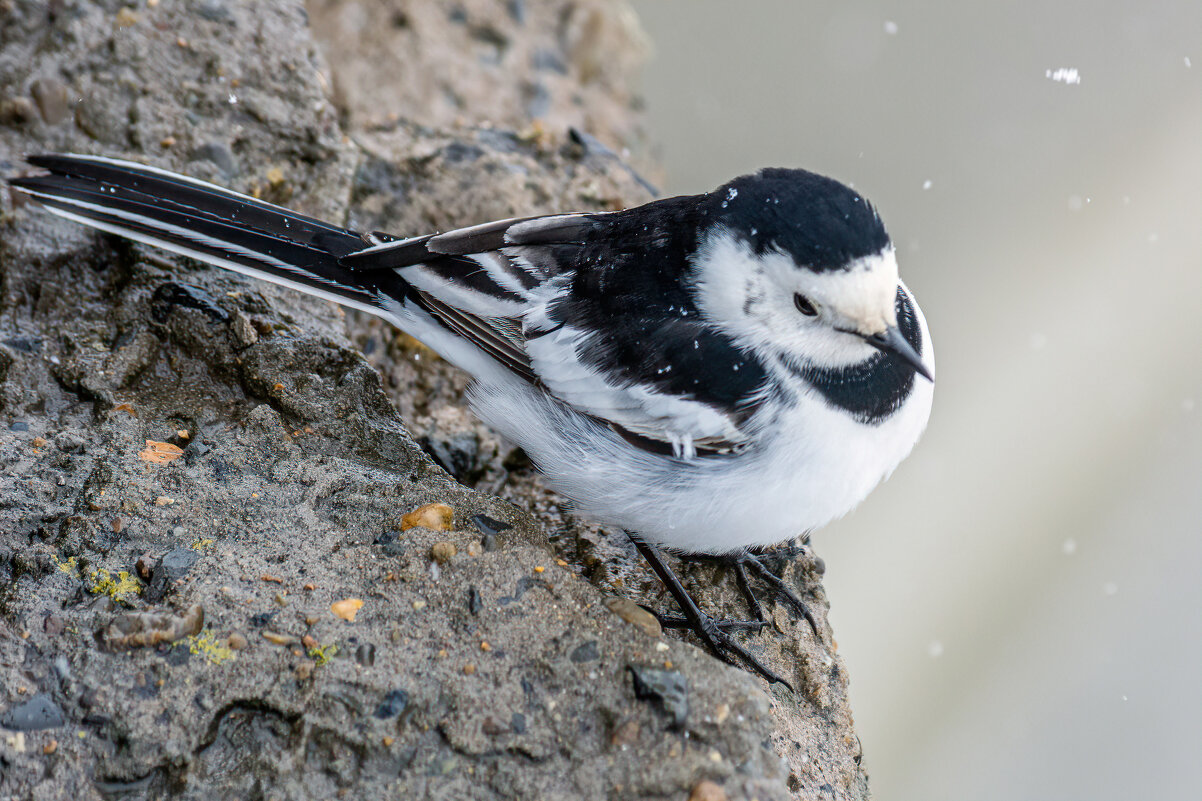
11, 154, 768, 454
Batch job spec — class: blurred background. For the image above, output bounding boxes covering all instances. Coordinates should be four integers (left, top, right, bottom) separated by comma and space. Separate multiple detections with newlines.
628, 1, 1201, 799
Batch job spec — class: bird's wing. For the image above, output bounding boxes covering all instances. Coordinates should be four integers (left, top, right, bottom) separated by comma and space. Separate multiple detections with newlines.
342, 211, 767, 454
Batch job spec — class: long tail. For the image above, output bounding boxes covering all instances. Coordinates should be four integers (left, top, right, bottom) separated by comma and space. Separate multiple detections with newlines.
8, 154, 392, 316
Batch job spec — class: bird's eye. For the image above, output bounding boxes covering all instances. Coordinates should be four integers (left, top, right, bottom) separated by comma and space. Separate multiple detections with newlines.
793, 293, 818, 316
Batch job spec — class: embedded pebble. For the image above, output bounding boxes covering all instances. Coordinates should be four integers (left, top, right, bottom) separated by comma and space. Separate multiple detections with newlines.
0, 694, 66, 731
331, 598, 363, 621
145, 547, 199, 603
628, 665, 688, 729
603, 597, 662, 638
569, 640, 599, 663
261, 631, 295, 646
429, 541, 457, 564
106, 605, 204, 649
402, 503, 454, 532
226, 633, 248, 650
374, 688, 409, 718
688, 779, 728, 801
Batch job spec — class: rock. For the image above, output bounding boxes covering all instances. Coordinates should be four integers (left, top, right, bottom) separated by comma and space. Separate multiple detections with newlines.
402, 503, 454, 532
105, 606, 204, 649
689, 780, 728, 801
628, 665, 689, 729
0, 694, 66, 731
604, 596, 663, 638
144, 547, 200, 603
374, 689, 409, 719
569, 640, 600, 663
29, 77, 71, 125
0, 1, 865, 799
429, 541, 457, 564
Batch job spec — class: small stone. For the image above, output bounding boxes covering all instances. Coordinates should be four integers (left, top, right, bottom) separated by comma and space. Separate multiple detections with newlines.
106, 605, 204, 649
29, 77, 71, 124
331, 598, 363, 622
303, 583, 316, 591
301, 634, 318, 650
0, 96, 35, 125
226, 633, 248, 650
604, 597, 662, 638
261, 631, 294, 646
43, 615, 65, 637
140, 440, 184, 464
382, 736, 394, 747
402, 503, 454, 532
479, 641, 491, 652
145, 547, 199, 603
115, 7, 139, 26
355, 643, 376, 666
628, 666, 688, 729
31, 436, 48, 448
154, 496, 174, 506
688, 780, 727, 801
463, 663, 476, 676
374, 688, 409, 718
610, 719, 639, 747
189, 141, 238, 175
429, 541, 457, 564
482, 716, 508, 736
0, 694, 65, 731
294, 660, 315, 680
569, 641, 599, 663
43, 739, 58, 755
230, 312, 258, 347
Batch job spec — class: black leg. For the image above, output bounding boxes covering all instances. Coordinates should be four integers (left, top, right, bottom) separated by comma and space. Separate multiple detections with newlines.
628, 534, 791, 689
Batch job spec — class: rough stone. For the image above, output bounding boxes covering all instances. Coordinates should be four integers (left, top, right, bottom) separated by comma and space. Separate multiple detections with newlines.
0, 2, 868, 800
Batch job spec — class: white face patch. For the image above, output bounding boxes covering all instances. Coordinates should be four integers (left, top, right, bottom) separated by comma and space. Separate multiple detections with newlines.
692, 230, 900, 369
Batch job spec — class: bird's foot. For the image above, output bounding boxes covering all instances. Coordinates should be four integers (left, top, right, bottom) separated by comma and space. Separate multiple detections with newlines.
648, 611, 767, 633
628, 534, 792, 688
680, 544, 822, 637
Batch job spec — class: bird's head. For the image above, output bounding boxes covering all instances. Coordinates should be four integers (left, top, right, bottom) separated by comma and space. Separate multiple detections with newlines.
691, 168, 933, 381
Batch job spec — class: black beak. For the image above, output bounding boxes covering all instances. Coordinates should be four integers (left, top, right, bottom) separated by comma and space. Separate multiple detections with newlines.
862, 326, 934, 382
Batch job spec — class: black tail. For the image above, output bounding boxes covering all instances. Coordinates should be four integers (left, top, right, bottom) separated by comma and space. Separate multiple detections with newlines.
9, 154, 389, 314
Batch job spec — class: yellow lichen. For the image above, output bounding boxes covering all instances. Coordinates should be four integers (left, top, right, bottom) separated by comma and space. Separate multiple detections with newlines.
307, 643, 338, 666
52, 555, 79, 576
182, 629, 236, 665
191, 538, 215, 551
88, 569, 142, 603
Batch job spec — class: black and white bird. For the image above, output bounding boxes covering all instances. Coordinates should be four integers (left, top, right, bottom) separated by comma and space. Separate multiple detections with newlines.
9, 153, 934, 685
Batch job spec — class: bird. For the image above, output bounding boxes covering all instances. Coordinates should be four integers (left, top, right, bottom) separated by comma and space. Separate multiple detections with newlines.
9, 153, 934, 686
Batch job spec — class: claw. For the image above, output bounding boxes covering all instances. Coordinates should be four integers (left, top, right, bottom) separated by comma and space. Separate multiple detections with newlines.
628, 534, 793, 689
651, 612, 767, 633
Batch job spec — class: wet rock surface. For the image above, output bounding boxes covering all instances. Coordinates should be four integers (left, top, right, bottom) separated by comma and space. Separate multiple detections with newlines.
0, 2, 868, 799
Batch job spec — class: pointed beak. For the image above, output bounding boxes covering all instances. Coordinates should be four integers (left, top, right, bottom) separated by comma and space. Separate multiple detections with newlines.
862, 326, 934, 382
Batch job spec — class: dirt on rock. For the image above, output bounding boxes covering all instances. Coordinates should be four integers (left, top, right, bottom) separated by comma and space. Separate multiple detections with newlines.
0, 2, 870, 799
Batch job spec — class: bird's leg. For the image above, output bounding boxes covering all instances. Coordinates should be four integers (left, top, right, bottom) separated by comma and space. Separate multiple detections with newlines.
678, 544, 821, 637
628, 534, 790, 688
